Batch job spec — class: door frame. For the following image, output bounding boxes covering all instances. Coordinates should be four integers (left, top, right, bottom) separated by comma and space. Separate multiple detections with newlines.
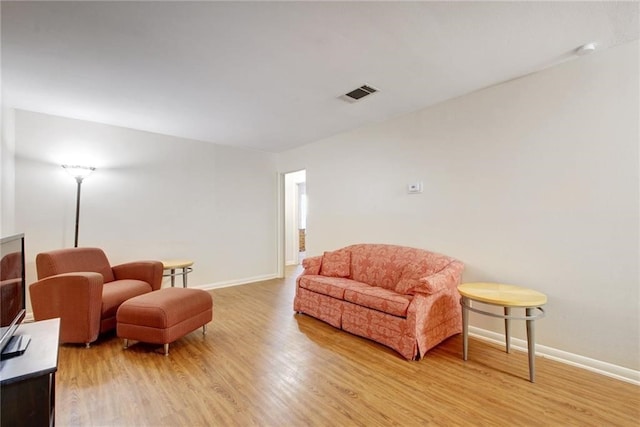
277, 169, 306, 278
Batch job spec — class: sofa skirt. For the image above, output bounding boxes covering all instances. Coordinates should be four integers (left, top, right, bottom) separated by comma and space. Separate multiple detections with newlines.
294, 287, 342, 329
295, 287, 418, 359
342, 301, 416, 360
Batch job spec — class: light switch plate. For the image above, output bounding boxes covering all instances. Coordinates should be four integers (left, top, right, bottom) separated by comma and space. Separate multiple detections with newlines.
408, 182, 423, 194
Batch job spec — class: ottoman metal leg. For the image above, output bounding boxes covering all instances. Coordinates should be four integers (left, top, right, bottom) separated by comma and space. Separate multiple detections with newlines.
123, 339, 129, 349
164, 343, 169, 356
203, 324, 207, 335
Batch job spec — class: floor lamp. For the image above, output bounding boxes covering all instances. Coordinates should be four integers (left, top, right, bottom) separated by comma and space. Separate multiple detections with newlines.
62, 165, 95, 247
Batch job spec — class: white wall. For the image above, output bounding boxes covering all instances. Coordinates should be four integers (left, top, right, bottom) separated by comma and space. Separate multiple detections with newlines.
1, 108, 16, 234
11, 110, 279, 298
279, 41, 639, 372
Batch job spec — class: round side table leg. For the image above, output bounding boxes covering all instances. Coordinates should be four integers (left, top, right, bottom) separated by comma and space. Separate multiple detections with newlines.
182, 267, 188, 288
170, 269, 176, 287
462, 296, 469, 360
526, 307, 536, 382
504, 306, 511, 353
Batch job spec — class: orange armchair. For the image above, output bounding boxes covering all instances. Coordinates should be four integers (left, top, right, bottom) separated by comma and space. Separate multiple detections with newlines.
29, 247, 163, 347
1, 251, 23, 326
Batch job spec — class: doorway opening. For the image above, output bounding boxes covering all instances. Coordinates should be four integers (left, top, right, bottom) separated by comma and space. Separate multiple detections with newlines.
284, 170, 306, 267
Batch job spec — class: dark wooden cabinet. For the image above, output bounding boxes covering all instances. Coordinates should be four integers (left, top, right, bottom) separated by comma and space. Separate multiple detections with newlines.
1, 318, 60, 426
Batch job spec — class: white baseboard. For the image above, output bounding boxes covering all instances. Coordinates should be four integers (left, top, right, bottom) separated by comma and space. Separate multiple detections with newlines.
469, 326, 640, 386
195, 273, 279, 291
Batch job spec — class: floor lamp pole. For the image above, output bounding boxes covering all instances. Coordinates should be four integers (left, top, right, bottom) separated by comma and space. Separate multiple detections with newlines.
62, 164, 95, 248
74, 177, 83, 248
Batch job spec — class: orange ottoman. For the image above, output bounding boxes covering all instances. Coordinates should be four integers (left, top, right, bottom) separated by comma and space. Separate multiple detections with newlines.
116, 287, 213, 355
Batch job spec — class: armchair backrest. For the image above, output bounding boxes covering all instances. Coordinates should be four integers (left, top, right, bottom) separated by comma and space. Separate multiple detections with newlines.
36, 247, 115, 283
1, 251, 22, 281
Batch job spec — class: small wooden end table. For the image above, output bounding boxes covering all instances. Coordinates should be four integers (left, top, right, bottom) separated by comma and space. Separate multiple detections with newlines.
458, 282, 547, 382
161, 259, 194, 288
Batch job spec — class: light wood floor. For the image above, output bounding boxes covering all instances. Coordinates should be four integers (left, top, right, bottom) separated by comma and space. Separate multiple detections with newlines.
56, 266, 639, 426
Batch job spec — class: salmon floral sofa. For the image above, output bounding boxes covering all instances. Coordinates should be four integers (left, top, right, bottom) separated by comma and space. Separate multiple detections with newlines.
294, 244, 464, 360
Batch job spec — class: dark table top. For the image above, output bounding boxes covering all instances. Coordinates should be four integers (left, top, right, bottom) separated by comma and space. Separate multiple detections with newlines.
0, 318, 60, 385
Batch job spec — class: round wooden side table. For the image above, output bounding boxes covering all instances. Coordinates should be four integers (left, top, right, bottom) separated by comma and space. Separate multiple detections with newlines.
458, 282, 547, 382
161, 260, 194, 288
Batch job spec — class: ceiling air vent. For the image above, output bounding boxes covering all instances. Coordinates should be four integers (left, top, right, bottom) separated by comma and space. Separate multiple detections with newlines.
341, 84, 379, 102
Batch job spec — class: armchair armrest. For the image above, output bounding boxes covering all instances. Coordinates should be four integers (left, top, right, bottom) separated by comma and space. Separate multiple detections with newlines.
29, 272, 103, 344
416, 260, 464, 295
112, 261, 163, 291
300, 255, 323, 276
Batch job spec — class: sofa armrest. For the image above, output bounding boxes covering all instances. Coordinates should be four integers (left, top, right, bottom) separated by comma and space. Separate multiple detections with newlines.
415, 260, 464, 295
300, 255, 322, 276
29, 272, 104, 344
112, 261, 164, 291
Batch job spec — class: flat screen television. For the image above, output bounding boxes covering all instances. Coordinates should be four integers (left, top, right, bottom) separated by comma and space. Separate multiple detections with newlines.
0, 233, 29, 359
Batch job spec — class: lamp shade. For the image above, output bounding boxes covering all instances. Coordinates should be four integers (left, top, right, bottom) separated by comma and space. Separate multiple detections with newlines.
62, 165, 95, 180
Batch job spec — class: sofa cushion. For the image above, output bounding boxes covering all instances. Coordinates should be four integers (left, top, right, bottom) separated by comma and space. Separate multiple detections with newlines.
101, 279, 153, 320
320, 250, 351, 278
348, 244, 423, 291
396, 256, 455, 294
298, 276, 369, 300
344, 286, 413, 317
342, 244, 454, 294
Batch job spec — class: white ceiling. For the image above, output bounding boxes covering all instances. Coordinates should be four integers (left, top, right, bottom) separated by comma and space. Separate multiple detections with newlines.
2, 1, 638, 153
